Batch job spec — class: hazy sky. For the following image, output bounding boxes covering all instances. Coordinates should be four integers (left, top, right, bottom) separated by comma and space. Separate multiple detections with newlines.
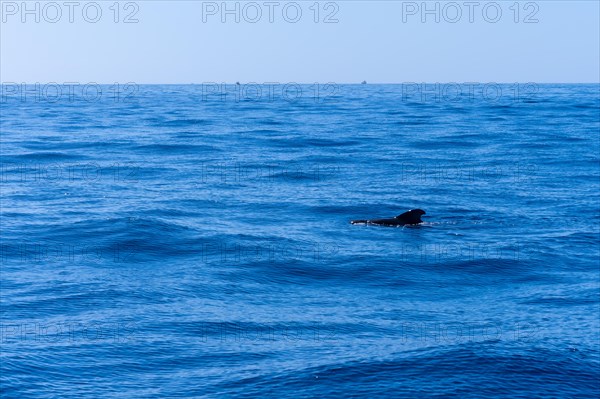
1, 1, 599, 83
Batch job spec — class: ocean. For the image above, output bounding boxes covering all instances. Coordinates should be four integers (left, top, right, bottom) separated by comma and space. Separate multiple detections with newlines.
1, 83, 599, 398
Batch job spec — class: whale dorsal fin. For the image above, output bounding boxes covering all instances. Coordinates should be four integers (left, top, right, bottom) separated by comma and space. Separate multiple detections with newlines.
395, 209, 425, 224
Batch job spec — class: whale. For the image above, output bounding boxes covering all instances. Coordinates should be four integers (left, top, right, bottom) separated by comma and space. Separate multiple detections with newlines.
350, 209, 426, 226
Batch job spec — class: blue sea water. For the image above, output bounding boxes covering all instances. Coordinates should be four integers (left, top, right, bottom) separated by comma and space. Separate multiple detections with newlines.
1, 83, 599, 398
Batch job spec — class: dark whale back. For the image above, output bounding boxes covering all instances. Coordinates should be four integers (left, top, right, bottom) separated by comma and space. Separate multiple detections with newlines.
350, 209, 426, 226
395, 209, 426, 225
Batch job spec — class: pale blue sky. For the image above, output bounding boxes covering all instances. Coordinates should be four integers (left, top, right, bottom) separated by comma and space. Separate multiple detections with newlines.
1, 1, 599, 83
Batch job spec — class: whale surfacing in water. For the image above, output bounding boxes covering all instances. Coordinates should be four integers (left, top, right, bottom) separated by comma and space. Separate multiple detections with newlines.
350, 209, 426, 226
